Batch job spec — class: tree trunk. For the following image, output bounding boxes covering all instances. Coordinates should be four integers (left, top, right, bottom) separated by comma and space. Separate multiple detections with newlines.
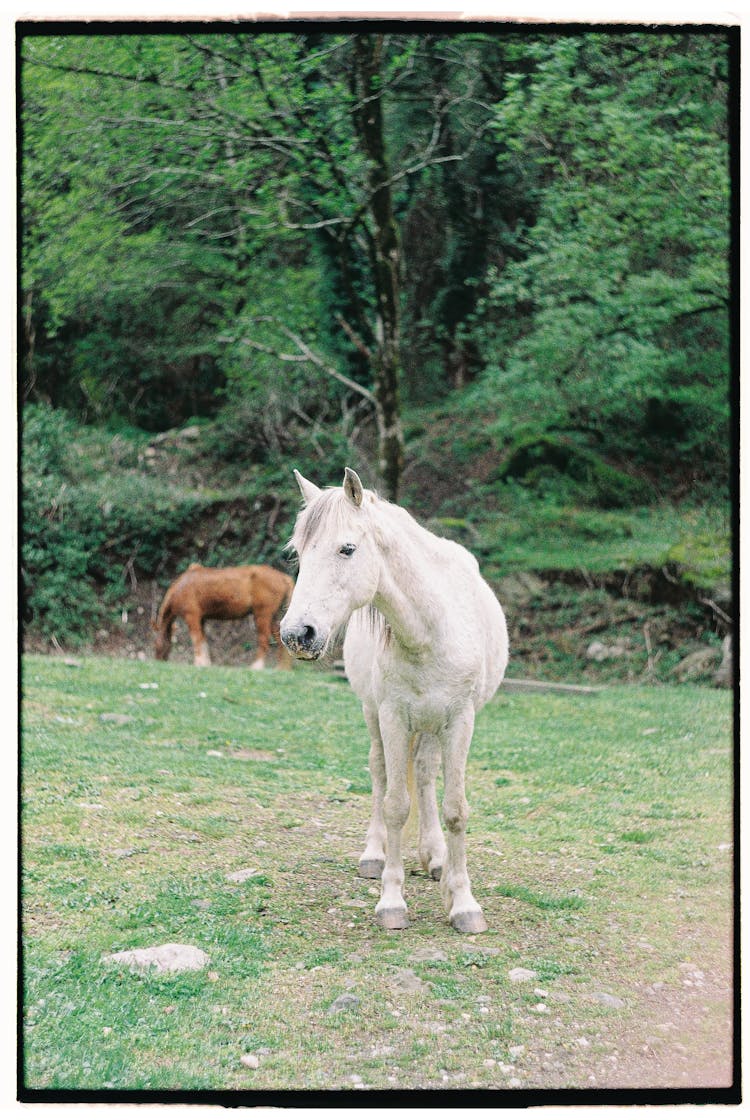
351, 34, 404, 501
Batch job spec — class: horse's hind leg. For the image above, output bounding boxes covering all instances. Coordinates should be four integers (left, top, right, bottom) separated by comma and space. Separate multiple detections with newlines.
271, 617, 293, 669
414, 734, 447, 881
439, 708, 488, 934
358, 704, 387, 880
186, 614, 211, 667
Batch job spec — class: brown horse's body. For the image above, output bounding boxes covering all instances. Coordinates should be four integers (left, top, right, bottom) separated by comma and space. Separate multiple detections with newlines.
154, 563, 294, 668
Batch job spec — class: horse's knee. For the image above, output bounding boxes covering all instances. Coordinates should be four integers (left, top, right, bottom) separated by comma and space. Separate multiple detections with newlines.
383, 788, 410, 830
443, 794, 469, 834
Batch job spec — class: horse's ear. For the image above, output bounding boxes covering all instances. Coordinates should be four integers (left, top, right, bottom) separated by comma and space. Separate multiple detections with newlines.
293, 469, 322, 505
343, 467, 364, 508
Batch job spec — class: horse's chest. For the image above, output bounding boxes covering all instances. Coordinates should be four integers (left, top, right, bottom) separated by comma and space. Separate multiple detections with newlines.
373, 655, 473, 731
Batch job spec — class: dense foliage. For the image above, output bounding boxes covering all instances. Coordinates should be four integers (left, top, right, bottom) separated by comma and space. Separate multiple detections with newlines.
21, 28, 732, 485
20, 27, 734, 642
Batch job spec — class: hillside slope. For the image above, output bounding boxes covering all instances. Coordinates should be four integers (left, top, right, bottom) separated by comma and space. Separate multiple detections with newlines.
21, 408, 733, 688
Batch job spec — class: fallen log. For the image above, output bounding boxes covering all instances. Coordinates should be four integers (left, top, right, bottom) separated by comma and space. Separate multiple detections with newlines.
331, 661, 600, 695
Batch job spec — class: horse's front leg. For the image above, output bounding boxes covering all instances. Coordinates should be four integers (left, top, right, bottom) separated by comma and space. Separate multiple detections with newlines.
439, 708, 488, 934
374, 704, 413, 930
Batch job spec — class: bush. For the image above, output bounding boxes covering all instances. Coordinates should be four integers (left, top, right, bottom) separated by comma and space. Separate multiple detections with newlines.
21, 405, 207, 644
497, 434, 654, 509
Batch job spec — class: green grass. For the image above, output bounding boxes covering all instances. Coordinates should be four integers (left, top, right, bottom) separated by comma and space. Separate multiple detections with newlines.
21, 655, 734, 1093
473, 495, 730, 588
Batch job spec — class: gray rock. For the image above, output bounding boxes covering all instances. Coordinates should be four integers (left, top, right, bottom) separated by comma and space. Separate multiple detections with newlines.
102, 943, 210, 973
672, 646, 721, 681
410, 947, 448, 963
508, 967, 538, 982
591, 991, 626, 1008
586, 640, 628, 662
327, 992, 361, 1014
389, 967, 431, 994
226, 868, 260, 883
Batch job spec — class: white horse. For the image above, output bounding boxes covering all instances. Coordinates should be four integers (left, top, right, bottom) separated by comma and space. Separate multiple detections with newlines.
280, 468, 509, 933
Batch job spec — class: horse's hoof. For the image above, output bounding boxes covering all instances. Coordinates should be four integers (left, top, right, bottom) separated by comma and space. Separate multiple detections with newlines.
358, 859, 384, 880
450, 909, 488, 934
429, 863, 443, 882
375, 907, 409, 930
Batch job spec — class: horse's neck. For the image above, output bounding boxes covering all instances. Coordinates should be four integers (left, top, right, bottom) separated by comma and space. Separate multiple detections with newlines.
371, 505, 443, 654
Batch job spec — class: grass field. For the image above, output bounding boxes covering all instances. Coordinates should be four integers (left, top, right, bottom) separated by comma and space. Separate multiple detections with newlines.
20, 654, 735, 1097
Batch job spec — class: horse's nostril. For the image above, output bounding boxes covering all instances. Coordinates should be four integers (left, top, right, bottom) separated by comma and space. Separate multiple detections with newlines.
301, 624, 317, 646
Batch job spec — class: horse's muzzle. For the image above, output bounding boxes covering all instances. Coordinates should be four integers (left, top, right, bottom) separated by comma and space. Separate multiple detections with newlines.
280, 622, 325, 660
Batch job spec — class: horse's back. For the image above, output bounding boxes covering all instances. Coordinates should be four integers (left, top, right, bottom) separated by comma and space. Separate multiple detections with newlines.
164, 564, 290, 621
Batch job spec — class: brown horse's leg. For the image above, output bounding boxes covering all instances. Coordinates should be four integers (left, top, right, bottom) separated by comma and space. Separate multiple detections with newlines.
271, 618, 293, 670
250, 608, 271, 670
185, 613, 211, 667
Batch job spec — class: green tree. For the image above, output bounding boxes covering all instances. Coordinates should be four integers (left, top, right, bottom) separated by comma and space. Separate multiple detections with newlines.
473, 32, 731, 480
21, 30, 520, 497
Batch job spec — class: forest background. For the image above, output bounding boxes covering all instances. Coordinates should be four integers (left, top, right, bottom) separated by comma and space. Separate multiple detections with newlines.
19, 25, 735, 685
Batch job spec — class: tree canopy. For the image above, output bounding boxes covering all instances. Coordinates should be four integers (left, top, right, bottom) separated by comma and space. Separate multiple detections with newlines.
20, 27, 733, 497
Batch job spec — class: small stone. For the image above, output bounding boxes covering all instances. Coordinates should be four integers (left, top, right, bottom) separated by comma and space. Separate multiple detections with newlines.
591, 991, 626, 1008
389, 968, 431, 994
207, 750, 224, 758
240, 1054, 259, 1069
508, 967, 537, 982
587, 640, 627, 661
328, 993, 361, 1014
226, 868, 259, 883
411, 947, 448, 963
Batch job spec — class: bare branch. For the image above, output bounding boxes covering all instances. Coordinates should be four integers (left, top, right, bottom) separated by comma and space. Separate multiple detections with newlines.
235, 317, 377, 407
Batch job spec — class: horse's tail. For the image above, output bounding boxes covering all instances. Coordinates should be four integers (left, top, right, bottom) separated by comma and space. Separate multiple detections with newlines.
152, 584, 176, 660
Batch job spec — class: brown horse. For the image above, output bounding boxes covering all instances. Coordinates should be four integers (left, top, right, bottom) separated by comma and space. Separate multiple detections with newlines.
153, 563, 294, 668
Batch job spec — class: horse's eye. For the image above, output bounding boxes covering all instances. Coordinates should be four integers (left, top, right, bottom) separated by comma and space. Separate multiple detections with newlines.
339, 543, 356, 557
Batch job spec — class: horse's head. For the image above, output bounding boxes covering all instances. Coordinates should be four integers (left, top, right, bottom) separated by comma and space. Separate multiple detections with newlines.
280, 467, 380, 660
